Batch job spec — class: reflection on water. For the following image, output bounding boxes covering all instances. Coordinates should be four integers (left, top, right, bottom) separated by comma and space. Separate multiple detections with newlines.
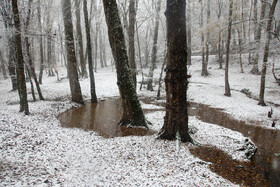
58, 97, 279, 186
58, 98, 154, 138
189, 103, 280, 187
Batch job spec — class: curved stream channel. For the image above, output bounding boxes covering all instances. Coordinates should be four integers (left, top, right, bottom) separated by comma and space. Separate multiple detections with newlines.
58, 97, 280, 186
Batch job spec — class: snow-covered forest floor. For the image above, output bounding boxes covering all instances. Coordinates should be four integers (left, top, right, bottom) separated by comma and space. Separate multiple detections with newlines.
0, 54, 279, 186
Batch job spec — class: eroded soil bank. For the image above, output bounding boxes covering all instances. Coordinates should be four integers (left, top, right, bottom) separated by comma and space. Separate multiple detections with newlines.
188, 102, 280, 187
58, 97, 279, 186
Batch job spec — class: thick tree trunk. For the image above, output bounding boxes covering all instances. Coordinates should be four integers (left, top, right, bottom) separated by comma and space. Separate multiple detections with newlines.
159, 0, 192, 143
224, 0, 233, 97
83, 0, 97, 103
102, 0, 147, 128
75, 1, 88, 78
251, 1, 266, 75
258, 0, 278, 106
147, 0, 162, 91
62, 0, 84, 104
11, 0, 29, 115
128, 0, 137, 87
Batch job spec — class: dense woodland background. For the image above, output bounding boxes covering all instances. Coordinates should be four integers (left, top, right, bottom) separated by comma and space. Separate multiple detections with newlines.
0, 0, 280, 110
0, 0, 280, 185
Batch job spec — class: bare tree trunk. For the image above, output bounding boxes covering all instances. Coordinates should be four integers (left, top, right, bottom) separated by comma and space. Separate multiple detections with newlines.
11, 0, 29, 114
26, 65, 36, 102
136, 21, 145, 91
156, 48, 167, 100
0, 50, 8, 79
102, 31, 107, 67
248, 0, 253, 64
217, 0, 223, 69
0, 0, 17, 90
224, 0, 233, 97
251, 1, 266, 75
128, 0, 137, 87
236, 28, 244, 73
205, 0, 210, 72
94, 25, 98, 72
102, 0, 147, 128
253, 0, 258, 40
47, 32, 55, 77
258, 0, 278, 106
38, 0, 44, 84
144, 28, 151, 68
83, 0, 97, 103
218, 31, 223, 69
24, 0, 44, 100
187, 0, 192, 65
8, 37, 17, 90
159, 0, 192, 143
147, 0, 162, 91
99, 30, 105, 68
241, 0, 246, 41
62, 0, 84, 104
200, 0, 208, 76
75, 0, 88, 78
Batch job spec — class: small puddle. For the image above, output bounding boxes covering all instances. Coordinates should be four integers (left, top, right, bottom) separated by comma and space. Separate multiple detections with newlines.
58, 98, 154, 138
189, 103, 280, 187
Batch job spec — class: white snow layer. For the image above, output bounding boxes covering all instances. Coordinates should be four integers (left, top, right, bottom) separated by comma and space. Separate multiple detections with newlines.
1, 54, 279, 186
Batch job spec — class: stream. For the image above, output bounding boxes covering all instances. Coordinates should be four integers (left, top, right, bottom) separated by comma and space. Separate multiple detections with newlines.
58, 97, 280, 186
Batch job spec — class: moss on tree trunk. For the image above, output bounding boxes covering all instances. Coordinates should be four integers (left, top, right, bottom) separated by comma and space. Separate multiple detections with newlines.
102, 0, 147, 128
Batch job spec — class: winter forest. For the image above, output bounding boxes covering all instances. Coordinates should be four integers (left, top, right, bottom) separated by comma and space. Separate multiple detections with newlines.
0, 0, 280, 186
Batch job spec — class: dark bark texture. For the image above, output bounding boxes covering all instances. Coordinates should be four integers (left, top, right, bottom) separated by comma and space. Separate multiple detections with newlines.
128, 0, 137, 87
147, 0, 162, 91
224, 0, 233, 97
83, 0, 97, 103
38, 1, 44, 84
75, 1, 88, 78
24, 0, 44, 100
159, 0, 192, 143
258, 0, 278, 106
12, 0, 29, 114
102, 0, 147, 128
62, 0, 84, 104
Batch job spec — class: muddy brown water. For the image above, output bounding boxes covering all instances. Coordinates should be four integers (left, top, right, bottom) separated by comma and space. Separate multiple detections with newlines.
58, 98, 154, 138
188, 103, 280, 187
58, 97, 280, 186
